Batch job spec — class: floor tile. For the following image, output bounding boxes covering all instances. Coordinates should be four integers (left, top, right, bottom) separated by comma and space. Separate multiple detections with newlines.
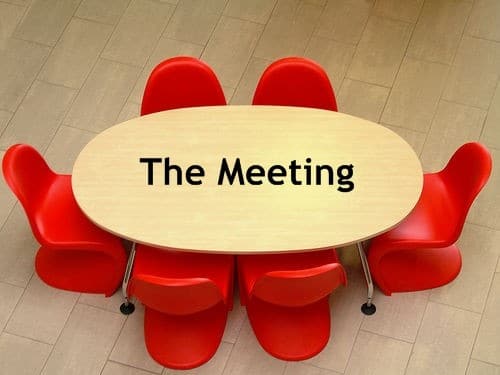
344, 331, 412, 375
0, 205, 38, 287
63, 58, 140, 133
76, 0, 131, 25
381, 57, 449, 132
429, 224, 500, 313
39, 18, 113, 89
223, 0, 276, 24
164, 0, 226, 45
129, 37, 204, 104
406, 301, 481, 375
467, 359, 500, 375
0, 80, 76, 152
472, 274, 500, 365
304, 37, 356, 92
221, 288, 246, 344
347, 16, 412, 87
337, 79, 390, 122
480, 82, 500, 149
419, 100, 486, 171
465, 0, 500, 42
78, 290, 124, 314
103, 361, 160, 375
14, 0, 80, 46
0, 110, 13, 137
162, 342, 233, 374
5, 274, 79, 344
42, 303, 125, 375
116, 100, 141, 123
0, 38, 50, 112
253, 0, 322, 61
381, 124, 426, 157
284, 362, 341, 375
2, 0, 31, 5
442, 36, 500, 109
0, 149, 17, 227
229, 57, 270, 105
314, 0, 374, 45
202, 16, 263, 88
361, 290, 429, 342
0, 332, 52, 375
110, 304, 164, 373
102, 0, 175, 67
0, 2, 25, 44
407, 0, 472, 64
0, 281, 24, 331
372, 0, 423, 23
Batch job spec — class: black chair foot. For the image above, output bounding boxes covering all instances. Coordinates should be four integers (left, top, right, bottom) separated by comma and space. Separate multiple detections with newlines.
120, 302, 135, 315
361, 302, 376, 315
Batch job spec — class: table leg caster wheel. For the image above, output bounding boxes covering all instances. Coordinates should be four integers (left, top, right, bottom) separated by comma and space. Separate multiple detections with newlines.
120, 302, 135, 315
361, 302, 376, 315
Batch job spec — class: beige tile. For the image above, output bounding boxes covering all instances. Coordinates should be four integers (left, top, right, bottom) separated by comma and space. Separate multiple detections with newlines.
305, 0, 326, 5
467, 359, 500, 375
0, 149, 18, 227
162, 342, 233, 374
361, 290, 429, 343
420, 100, 486, 171
0, 332, 52, 375
222, 319, 286, 375
110, 304, 164, 373
306, 264, 366, 373
164, 0, 226, 45
0, 205, 37, 287
102, 0, 174, 67
202, 16, 263, 88
406, 302, 481, 375
222, 288, 246, 344
42, 303, 125, 375
103, 361, 160, 375
285, 362, 341, 375
43, 125, 96, 173
345, 331, 412, 375
0, 110, 13, 135
347, 16, 412, 87
5, 274, 79, 344
63, 58, 140, 133
372, 0, 423, 23
0, 3, 25, 45
315, 0, 374, 45
253, 1, 322, 61
129, 37, 204, 104
78, 290, 124, 314
223, 0, 277, 24
0, 80, 76, 151
76, 0, 131, 25
381, 124, 426, 156
0, 38, 50, 112
117, 100, 141, 123
497, 257, 500, 273
429, 224, 500, 313
229, 57, 270, 105
466, 0, 500, 42
472, 274, 500, 365
0, 281, 24, 331
304, 37, 356, 92
468, 148, 500, 229
443, 36, 500, 109
337, 79, 390, 122
407, 0, 472, 64
222, 86, 235, 103
2, 0, 31, 5
481, 83, 500, 149
14, 0, 80, 46
381, 57, 449, 132
39, 18, 113, 89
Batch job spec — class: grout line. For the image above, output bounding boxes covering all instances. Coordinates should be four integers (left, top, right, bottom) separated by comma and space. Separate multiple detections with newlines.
105, 359, 161, 374
403, 293, 430, 375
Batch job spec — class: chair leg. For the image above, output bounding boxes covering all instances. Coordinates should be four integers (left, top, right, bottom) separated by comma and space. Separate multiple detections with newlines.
357, 242, 376, 315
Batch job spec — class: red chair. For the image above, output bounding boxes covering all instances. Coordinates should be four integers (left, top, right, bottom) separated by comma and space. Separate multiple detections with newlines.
252, 57, 338, 111
2, 144, 127, 296
141, 56, 226, 115
128, 245, 234, 369
368, 142, 492, 295
237, 250, 346, 360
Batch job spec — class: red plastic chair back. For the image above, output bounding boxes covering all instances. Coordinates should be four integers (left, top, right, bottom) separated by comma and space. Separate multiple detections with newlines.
252, 57, 338, 111
2, 144, 55, 234
251, 263, 347, 307
141, 56, 226, 115
129, 274, 223, 315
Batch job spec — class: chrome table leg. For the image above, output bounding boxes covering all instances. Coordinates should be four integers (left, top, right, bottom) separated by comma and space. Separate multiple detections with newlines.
357, 242, 376, 315
120, 242, 136, 315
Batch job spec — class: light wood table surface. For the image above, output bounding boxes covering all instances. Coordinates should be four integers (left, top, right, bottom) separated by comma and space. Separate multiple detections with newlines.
72, 105, 423, 254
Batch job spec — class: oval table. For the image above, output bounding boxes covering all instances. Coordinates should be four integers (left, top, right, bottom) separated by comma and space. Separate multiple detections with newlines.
72, 105, 423, 315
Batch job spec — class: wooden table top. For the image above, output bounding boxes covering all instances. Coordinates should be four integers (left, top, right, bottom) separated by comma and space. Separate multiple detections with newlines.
72, 105, 423, 254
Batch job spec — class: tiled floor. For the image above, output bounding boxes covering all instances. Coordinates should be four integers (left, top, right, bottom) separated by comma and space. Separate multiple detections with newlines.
0, 0, 499, 374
